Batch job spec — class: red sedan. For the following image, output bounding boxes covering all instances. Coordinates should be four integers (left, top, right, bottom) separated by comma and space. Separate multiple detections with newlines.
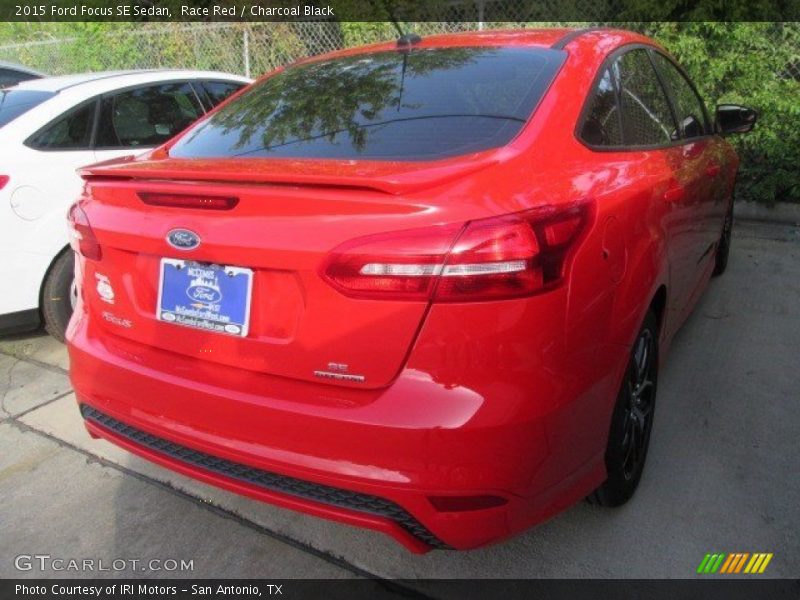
67, 28, 755, 552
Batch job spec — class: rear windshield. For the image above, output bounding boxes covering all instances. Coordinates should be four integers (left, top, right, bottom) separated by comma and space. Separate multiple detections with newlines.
169, 47, 565, 161
0, 89, 54, 128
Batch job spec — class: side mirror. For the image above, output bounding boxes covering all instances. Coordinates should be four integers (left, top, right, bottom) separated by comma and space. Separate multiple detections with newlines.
715, 104, 757, 135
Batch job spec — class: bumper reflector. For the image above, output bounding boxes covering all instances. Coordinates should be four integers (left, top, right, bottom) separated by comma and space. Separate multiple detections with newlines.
428, 495, 508, 512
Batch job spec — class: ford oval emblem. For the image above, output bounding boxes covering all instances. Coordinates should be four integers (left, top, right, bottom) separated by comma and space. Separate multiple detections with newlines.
186, 280, 223, 305
167, 229, 201, 250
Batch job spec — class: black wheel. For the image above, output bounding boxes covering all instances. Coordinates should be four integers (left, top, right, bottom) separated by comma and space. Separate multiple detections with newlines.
713, 204, 733, 276
41, 250, 76, 343
588, 310, 659, 507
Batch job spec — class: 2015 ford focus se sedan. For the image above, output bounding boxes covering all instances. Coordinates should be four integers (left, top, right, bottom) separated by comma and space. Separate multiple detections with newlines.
67, 28, 755, 552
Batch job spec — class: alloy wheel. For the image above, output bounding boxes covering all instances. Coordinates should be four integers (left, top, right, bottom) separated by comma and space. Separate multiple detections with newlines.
621, 328, 656, 480
722, 210, 733, 249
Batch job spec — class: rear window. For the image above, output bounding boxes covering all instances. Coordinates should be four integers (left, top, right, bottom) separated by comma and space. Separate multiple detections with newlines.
0, 68, 41, 89
169, 47, 565, 161
0, 89, 54, 128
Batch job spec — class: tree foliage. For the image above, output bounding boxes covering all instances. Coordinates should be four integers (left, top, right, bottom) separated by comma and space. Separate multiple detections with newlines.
643, 22, 800, 204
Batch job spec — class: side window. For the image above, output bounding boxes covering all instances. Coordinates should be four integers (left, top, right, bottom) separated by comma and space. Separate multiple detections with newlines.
616, 49, 677, 146
201, 81, 245, 107
651, 52, 709, 139
27, 101, 96, 150
95, 82, 204, 149
580, 65, 624, 146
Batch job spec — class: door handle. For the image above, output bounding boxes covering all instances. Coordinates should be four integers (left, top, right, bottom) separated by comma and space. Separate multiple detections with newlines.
663, 186, 685, 202
706, 164, 721, 177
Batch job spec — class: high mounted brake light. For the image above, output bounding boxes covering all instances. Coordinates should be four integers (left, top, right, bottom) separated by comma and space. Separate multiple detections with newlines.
321, 202, 592, 302
138, 192, 239, 210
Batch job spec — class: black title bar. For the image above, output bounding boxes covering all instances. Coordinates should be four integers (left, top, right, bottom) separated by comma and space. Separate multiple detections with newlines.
3, 0, 800, 22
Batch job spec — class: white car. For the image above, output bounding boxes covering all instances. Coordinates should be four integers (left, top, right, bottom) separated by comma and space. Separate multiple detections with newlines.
0, 70, 251, 340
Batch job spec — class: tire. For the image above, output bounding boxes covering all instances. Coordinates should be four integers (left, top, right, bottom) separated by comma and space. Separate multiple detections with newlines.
713, 204, 733, 276
588, 310, 659, 507
41, 250, 76, 343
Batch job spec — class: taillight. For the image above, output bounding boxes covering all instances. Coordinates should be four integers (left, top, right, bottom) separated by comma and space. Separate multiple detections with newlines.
322, 222, 464, 301
67, 203, 102, 261
138, 192, 238, 210
321, 202, 591, 302
0, 175, 8, 190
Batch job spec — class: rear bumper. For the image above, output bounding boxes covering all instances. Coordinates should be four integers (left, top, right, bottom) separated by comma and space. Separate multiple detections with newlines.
80, 404, 443, 552
68, 310, 610, 551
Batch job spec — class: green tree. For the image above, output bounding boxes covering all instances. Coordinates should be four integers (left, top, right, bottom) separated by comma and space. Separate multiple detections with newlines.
644, 22, 800, 204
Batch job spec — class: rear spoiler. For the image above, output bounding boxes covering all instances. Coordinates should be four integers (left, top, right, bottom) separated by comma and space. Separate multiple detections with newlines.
79, 152, 506, 196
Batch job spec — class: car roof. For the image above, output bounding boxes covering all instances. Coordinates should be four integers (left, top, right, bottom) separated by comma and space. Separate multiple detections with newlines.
406, 27, 652, 50
12, 69, 250, 93
418, 28, 576, 47
438, 27, 660, 53
286, 28, 576, 70
280, 28, 655, 75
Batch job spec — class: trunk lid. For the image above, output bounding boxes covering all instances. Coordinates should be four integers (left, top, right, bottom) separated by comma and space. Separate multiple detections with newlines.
78, 156, 496, 389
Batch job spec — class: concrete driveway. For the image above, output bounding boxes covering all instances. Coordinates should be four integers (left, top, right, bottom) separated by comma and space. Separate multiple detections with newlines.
1, 220, 798, 581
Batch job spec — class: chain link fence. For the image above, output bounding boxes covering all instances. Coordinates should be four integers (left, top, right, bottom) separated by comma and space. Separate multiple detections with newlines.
0, 23, 331, 77
2, 21, 798, 80
0, 22, 558, 78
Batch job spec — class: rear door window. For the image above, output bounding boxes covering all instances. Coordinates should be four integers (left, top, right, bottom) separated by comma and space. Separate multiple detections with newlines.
580, 64, 624, 146
651, 52, 709, 139
26, 100, 96, 150
94, 82, 205, 149
169, 47, 566, 161
616, 49, 677, 146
